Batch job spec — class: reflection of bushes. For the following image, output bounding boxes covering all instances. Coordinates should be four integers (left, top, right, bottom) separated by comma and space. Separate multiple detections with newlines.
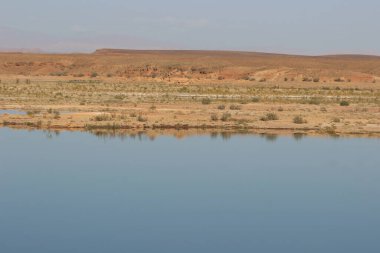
261, 134, 278, 142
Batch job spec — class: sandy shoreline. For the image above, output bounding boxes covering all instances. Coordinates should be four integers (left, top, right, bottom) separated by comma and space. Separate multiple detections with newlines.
0, 51, 379, 137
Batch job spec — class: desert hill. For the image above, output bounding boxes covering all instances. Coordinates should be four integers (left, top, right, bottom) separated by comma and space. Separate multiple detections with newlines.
0, 49, 379, 83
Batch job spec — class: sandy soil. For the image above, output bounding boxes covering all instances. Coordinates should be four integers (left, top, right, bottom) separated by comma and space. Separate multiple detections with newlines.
0, 50, 379, 137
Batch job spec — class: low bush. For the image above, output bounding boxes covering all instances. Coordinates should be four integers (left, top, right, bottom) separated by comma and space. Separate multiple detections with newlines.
309, 98, 321, 105
260, 112, 279, 121
137, 115, 148, 122
293, 115, 307, 124
93, 113, 112, 121
210, 113, 219, 121
201, 98, 212, 105
221, 113, 232, 122
217, 105, 226, 110
332, 117, 341, 123
251, 97, 260, 103
229, 104, 242, 110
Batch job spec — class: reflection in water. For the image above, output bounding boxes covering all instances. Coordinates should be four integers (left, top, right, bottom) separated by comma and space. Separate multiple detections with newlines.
261, 133, 278, 142
293, 132, 307, 141
0, 110, 26, 115
6, 128, 344, 142
0, 128, 379, 253
87, 130, 284, 142
43, 130, 61, 139
3, 127, 364, 142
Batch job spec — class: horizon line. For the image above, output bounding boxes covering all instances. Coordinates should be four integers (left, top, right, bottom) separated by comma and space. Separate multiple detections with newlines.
1, 47, 380, 58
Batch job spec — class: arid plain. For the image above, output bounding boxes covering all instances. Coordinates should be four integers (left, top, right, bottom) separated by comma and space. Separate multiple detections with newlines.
0, 49, 379, 137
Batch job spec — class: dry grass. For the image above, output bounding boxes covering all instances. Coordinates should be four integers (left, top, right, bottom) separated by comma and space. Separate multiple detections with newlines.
0, 50, 379, 136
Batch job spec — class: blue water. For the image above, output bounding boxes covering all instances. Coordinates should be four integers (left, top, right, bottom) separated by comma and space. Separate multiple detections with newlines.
0, 109, 26, 115
0, 128, 379, 253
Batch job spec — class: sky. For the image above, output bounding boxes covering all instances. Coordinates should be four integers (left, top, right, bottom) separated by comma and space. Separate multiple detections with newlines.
0, 0, 379, 55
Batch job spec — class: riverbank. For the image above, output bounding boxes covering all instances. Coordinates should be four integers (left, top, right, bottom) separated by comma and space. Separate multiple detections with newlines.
1, 78, 379, 138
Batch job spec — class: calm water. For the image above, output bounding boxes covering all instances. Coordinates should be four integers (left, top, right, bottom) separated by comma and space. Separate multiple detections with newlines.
0, 110, 26, 115
0, 128, 379, 253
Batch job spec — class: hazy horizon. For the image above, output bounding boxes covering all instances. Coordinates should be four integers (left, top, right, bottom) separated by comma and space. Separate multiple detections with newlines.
1, 0, 380, 55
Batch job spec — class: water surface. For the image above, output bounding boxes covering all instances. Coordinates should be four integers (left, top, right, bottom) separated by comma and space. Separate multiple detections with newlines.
0, 109, 26, 115
0, 128, 379, 253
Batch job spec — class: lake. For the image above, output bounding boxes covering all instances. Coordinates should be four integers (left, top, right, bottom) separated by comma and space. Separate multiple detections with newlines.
0, 109, 26, 115
0, 128, 379, 253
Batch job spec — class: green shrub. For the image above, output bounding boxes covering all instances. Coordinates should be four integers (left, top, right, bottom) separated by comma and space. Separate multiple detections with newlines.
340, 101, 350, 106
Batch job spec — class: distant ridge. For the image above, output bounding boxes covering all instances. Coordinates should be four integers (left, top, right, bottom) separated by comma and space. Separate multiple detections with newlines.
94, 48, 380, 58
0, 49, 379, 83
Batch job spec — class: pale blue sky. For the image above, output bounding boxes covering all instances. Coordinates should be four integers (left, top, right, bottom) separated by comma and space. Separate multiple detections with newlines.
1, 0, 379, 54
